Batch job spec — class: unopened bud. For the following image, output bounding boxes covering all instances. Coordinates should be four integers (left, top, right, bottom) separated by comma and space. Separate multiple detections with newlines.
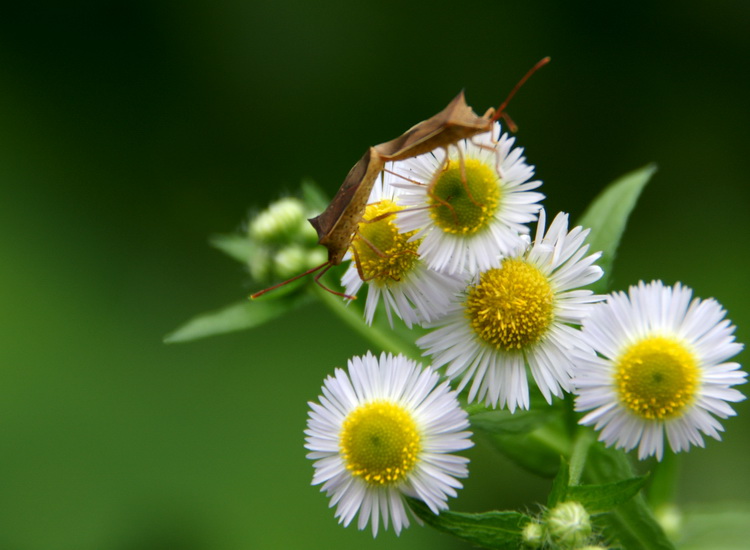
547, 501, 592, 548
250, 197, 306, 244
521, 520, 544, 548
273, 245, 326, 279
249, 248, 272, 282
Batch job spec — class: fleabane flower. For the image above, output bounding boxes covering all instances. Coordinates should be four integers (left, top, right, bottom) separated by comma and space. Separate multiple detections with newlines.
418, 210, 603, 411
341, 176, 463, 328
391, 121, 544, 275
573, 280, 746, 461
304, 352, 473, 536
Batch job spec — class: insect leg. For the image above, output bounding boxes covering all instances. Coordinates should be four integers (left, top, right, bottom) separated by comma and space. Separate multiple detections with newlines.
250, 261, 329, 299
313, 263, 358, 300
452, 144, 482, 207
350, 232, 417, 284
383, 167, 427, 186
418, 152, 459, 225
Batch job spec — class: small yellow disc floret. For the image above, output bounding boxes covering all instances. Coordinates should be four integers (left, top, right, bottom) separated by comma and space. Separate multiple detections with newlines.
615, 336, 699, 420
465, 259, 555, 351
429, 158, 501, 235
340, 400, 421, 486
350, 200, 420, 285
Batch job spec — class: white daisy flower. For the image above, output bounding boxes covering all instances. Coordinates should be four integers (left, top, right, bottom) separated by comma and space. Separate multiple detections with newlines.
390, 121, 544, 275
573, 280, 746, 461
418, 210, 603, 411
304, 352, 473, 536
341, 175, 463, 328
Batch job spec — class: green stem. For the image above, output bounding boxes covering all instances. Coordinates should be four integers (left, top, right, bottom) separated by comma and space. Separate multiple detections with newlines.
311, 285, 421, 360
647, 451, 679, 511
528, 423, 571, 456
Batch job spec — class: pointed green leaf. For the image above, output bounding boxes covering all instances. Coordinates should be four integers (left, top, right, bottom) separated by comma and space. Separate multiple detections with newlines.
164, 293, 312, 343
577, 164, 657, 292
300, 179, 329, 212
210, 233, 255, 264
470, 408, 553, 436
548, 459, 571, 508
406, 498, 532, 550
479, 414, 570, 478
584, 443, 675, 550
567, 476, 648, 513
482, 431, 564, 478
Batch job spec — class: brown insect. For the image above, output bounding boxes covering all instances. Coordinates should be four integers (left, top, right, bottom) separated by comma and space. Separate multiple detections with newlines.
251, 57, 550, 300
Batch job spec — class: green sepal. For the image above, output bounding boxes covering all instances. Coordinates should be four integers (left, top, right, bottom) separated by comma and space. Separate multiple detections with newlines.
577, 164, 657, 293
406, 498, 533, 550
164, 293, 312, 343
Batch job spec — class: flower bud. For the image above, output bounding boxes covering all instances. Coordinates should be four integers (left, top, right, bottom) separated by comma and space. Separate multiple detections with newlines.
547, 501, 592, 548
273, 245, 326, 280
521, 520, 544, 548
249, 248, 272, 282
249, 197, 307, 245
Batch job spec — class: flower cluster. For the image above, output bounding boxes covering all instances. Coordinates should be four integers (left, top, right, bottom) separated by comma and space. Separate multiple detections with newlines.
302, 121, 745, 536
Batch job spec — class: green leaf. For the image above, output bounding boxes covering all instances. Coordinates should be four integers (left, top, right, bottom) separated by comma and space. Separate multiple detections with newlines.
481, 425, 566, 478
567, 476, 648, 513
164, 293, 312, 343
210, 233, 255, 264
406, 498, 532, 550
577, 164, 657, 293
470, 407, 553, 435
547, 459, 571, 508
478, 414, 570, 478
300, 179, 329, 212
584, 443, 675, 550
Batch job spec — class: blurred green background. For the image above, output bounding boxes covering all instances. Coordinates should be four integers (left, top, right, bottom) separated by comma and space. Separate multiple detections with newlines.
1, 1, 748, 548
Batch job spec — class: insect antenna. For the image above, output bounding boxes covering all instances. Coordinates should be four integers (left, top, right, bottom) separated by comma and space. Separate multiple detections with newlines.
491, 56, 551, 129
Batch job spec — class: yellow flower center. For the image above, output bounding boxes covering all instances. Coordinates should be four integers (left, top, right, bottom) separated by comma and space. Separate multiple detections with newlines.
350, 200, 420, 285
465, 259, 555, 351
615, 336, 700, 420
339, 400, 421, 486
429, 158, 501, 235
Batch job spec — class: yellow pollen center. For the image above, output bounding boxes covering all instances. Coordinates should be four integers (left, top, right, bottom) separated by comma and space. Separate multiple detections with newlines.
350, 200, 420, 285
465, 259, 555, 351
615, 336, 700, 420
428, 158, 501, 235
339, 400, 421, 486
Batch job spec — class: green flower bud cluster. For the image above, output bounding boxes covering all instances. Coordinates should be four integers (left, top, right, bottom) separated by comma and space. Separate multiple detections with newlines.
247, 197, 327, 283
522, 502, 601, 550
